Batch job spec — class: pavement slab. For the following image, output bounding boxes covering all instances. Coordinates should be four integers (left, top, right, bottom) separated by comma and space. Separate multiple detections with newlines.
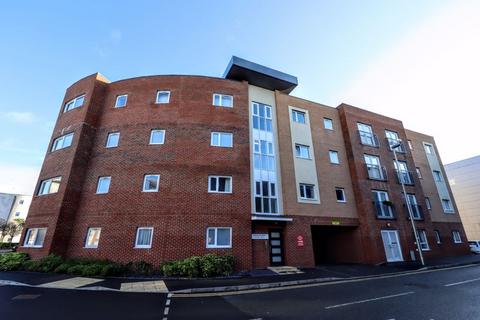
120, 280, 168, 293
38, 277, 103, 289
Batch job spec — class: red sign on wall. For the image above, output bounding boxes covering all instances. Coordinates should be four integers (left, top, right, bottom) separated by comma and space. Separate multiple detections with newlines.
297, 235, 304, 247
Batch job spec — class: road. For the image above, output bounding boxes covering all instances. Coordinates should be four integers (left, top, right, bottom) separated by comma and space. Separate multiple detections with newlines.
1, 264, 480, 319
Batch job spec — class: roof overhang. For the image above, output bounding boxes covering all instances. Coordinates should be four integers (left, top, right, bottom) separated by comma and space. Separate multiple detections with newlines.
223, 56, 298, 94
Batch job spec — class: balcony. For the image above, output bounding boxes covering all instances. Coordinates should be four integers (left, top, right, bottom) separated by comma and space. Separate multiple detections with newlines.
373, 201, 395, 219
358, 130, 379, 147
395, 170, 415, 185
366, 164, 387, 181
405, 204, 423, 220
386, 138, 406, 153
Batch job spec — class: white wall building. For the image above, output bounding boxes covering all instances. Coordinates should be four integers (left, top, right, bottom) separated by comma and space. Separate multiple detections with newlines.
0, 193, 32, 243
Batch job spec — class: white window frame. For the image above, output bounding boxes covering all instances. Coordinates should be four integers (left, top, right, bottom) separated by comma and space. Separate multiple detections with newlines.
452, 231, 462, 243
442, 199, 454, 213
424, 143, 434, 155
433, 170, 443, 182
51, 132, 74, 152
106, 132, 120, 148
23, 228, 47, 248
135, 227, 154, 249
407, 140, 413, 150
324, 118, 333, 130
142, 174, 160, 192
417, 229, 430, 251
335, 187, 346, 203
299, 183, 316, 200
291, 109, 306, 124
212, 93, 233, 108
208, 176, 232, 194
210, 132, 233, 148
63, 95, 85, 112
295, 144, 311, 159
329, 150, 339, 164
206, 227, 232, 248
114, 94, 128, 108
155, 91, 170, 104
84, 227, 101, 248
38, 177, 61, 196
149, 129, 165, 145
434, 230, 441, 244
96, 176, 111, 194
372, 190, 394, 218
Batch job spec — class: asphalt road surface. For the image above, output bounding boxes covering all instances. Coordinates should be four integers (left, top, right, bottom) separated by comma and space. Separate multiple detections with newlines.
1, 264, 480, 320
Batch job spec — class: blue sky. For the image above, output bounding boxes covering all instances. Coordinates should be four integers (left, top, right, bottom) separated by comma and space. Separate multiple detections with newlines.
2, 0, 477, 194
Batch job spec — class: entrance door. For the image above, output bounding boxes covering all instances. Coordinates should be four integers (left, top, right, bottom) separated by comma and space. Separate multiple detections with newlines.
269, 229, 284, 266
381, 230, 404, 262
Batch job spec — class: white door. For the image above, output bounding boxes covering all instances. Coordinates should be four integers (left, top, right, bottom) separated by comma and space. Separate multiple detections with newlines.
381, 230, 404, 262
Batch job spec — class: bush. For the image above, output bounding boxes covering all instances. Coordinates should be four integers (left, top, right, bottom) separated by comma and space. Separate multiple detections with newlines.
0, 252, 29, 271
23, 260, 42, 272
37, 254, 64, 273
127, 261, 153, 275
54, 262, 76, 274
81, 263, 104, 277
100, 263, 127, 277
66, 265, 85, 276
161, 254, 234, 278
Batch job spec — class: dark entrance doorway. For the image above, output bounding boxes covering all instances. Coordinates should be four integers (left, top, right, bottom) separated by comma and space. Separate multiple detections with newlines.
311, 225, 358, 265
269, 229, 284, 266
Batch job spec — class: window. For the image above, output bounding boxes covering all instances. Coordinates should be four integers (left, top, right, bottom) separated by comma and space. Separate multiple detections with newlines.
416, 167, 422, 179
19, 200, 24, 205
329, 150, 339, 164
372, 190, 394, 218
96, 176, 111, 194
51, 133, 74, 151
206, 227, 232, 248
252, 102, 273, 132
63, 95, 85, 112
15, 212, 20, 217
385, 130, 404, 152
335, 187, 346, 202
452, 231, 462, 243
149, 129, 165, 145
213, 94, 233, 108
295, 144, 310, 159
364, 154, 384, 180
424, 143, 434, 154
299, 184, 315, 200
425, 197, 432, 210
442, 199, 454, 212
106, 132, 120, 148
114, 94, 128, 108
324, 118, 333, 130
394, 160, 413, 184
433, 170, 443, 182
254, 180, 278, 214
85, 228, 101, 248
357, 123, 377, 146
434, 230, 441, 244
135, 227, 153, 248
253, 140, 275, 172
38, 177, 61, 195
291, 110, 306, 124
156, 91, 170, 104
417, 230, 430, 251
211, 132, 233, 148
143, 174, 159, 192
406, 194, 422, 219
208, 176, 232, 193
407, 140, 413, 150
23, 228, 47, 247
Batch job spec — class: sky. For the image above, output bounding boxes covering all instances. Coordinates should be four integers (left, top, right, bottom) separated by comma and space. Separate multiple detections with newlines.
0, 0, 478, 195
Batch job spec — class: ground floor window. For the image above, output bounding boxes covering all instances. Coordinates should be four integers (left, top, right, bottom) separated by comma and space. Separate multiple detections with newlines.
452, 230, 462, 243
255, 180, 277, 213
85, 227, 101, 248
23, 228, 47, 247
434, 230, 441, 244
135, 227, 153, 248
206, 227, 232, 248
417, 229, 430, 251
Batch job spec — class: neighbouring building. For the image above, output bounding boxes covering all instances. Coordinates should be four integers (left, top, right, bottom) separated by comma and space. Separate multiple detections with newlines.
0, 193, 31, 243
19, 57, 469, 270
445, 156, 480, 241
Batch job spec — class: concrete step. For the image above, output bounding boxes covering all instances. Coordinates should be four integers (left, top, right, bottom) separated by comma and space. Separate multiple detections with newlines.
267, 266, 304, 275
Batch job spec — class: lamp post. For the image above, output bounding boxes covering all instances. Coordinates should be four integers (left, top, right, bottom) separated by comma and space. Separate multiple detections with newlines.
391, 141, 425, 266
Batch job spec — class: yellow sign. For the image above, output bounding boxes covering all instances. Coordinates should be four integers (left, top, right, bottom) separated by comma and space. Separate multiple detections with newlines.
331, 220, 341, 225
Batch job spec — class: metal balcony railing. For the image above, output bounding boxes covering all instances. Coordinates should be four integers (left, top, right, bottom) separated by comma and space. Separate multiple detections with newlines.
366, 164, 387, 181
358, 130, 379, 147
395, 170, 415, 185
405, 204, 423, 220
386, 138, 406, 153
373, 201, 395, 219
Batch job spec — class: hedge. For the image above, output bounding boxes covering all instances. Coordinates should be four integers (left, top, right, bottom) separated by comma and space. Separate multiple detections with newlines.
161, 254, 234, 278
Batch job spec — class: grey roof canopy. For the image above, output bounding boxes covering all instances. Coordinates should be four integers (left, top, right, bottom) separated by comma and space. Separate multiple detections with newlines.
223, 56, 298, 94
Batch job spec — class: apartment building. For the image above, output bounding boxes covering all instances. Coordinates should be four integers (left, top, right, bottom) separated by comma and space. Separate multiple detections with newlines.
19, 57, 468, 270
0, 193, 31, 243
445, 156, 480, 241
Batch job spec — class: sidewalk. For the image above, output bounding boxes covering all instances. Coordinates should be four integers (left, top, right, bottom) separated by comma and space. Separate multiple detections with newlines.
1, 254, 479, 294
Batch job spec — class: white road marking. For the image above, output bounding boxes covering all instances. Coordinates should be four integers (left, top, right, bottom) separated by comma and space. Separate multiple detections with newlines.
164, 307, 169, 315
325, 291, 415, 309
444, 277, 480, 287
165, 299, 171, 306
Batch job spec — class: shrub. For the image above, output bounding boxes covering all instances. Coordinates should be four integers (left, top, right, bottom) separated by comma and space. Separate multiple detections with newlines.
0, 252, 29, 271
54, 262, 76, 274
127, 261, 153, 275
161, 261, 182, 277
81, 263, 104, 277
23, 260, 42, 272
66, 265, 85, 276
37, 254, 64, 273
200, 254, 234, 277
161, 254, 234, 278
100, 263, 127, 277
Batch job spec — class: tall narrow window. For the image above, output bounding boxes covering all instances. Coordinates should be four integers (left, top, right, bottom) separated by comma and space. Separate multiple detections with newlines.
416, 167, 422, 179
85, 228, 101, 248
372, 190, 394, 218
96, 176, 111, 194
135, 227, 153, 248
213, 94, 233, 107
407, 140, 413, 150
143, 175, 159, 192
406, 194, 422, 219
51, 132, 74, 152
208, 176, 232, 193
64, 95, 85, 112
425, 197, 432, 210
324, 118, 333, 130
385, 130, 404, 152
394, 160, 413, 185
452, 230, 462, 243
156, 91, 170, 104
210, 132, 233, 147
291, 110, 306, 124
329, 150, 339, 164
38, 177, 61, 195
357, 123, 377, 146
364, 154, 384, 180
434, 230, 441, 244
149, 130, 165, 145
106, 132, 120, 148
417, 230, 430, 251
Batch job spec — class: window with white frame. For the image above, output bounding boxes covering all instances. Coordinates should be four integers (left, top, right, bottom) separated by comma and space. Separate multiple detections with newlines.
114, 94, 128, 108
425, 197, 432, 210
424, 143, 434, 155
64, 95, 85, 112
252, 102, 273, 132
208, 176, 232, 193
155, 91, 170, 104
51, 133, 74, 152
452, 230, 462, 243
38, 177, 61, 195
434, 230, 441, 244
106, 132, 120, 148
417, 229, 430, 251
295, 144, 310, 159
135, 227, 153, 248
291, 110, 306, 124
442, 199, 454, 212
433, 170, 443, 182
211, 132, 233, 148
96, 176, 111, 194
329, 150, 339, 164
324, 118, 333, 130
358, 123, 377, 146
364, 154, 384, 180
407, 140, 413, 150
385, 130, 403, 151
85, 227, 101, 248
253, 139, 275, 172
416, 167, 422, 179
143, 174, 159, 192
255, 180, 277, 214
299, 183, 315, 200
206, 227, 232, 248
213, 93, 233, 108
406, 194, 422, 219
23, 228, 47, 247
335, 187, 346, 202
372, 190, 394, 218
149, 129, 165, 145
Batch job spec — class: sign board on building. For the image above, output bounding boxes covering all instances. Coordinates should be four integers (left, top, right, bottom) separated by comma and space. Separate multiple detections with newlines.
331, 220, 341, 225
297, 235, 304, 247
251, 233, 269, 240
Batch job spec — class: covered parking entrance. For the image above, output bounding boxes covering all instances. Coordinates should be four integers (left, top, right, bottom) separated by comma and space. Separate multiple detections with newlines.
311, 225, 359, 265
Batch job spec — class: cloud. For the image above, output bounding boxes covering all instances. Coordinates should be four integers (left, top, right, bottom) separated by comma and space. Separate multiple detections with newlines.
2, 111, 36, 124
0, 163, 40, 195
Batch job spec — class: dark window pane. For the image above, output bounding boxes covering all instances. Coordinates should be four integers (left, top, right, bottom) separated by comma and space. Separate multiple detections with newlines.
255, 181, 261, 195
218, 178, 226, 192
210, 177, 216, 191
270, 183, 275, 196
255, 197, 262, 212
270, 199, 277, 213
263, 198, 270, 213
262, 181, 269, 196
